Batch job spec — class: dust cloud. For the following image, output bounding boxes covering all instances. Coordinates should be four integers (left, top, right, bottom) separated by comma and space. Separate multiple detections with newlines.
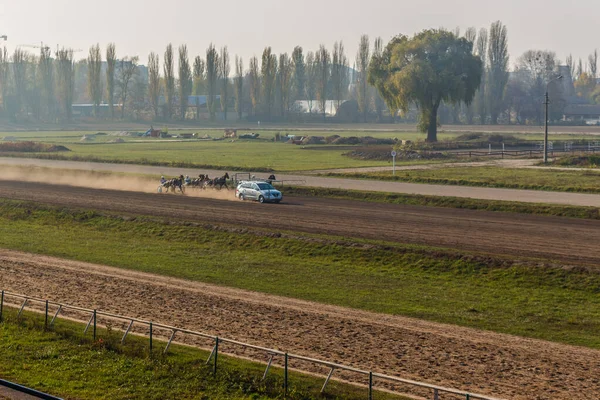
0, 165, 238, 201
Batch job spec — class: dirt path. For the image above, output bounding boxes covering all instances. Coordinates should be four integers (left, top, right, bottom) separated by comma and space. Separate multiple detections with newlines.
2, 157, 600, 207
304, 159, 538, 174
1, 250, 599, 400
0, 180, 599, 265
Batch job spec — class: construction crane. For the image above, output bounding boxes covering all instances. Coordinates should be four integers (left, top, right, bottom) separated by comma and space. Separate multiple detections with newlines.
18, 43, 83, 57
18, 42, 51, 52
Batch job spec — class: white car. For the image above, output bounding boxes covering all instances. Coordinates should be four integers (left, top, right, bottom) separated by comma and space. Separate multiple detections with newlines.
236, 181, 283, 203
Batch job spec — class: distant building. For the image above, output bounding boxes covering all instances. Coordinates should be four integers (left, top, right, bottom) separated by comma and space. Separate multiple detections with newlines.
562, 104, 600, 123
292, 100, 339, 115
72, 103, 121, 117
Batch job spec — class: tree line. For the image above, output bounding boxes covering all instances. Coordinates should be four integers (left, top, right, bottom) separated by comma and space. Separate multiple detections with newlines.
0, 22, 597, 132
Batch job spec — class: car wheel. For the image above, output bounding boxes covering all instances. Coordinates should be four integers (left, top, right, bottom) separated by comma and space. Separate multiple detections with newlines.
275, 200, 281, 204
239, 193, 245, 201
258, 195, 265, 203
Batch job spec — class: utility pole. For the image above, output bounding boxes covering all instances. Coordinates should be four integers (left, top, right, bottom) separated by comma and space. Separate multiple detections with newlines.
544, 75, 563, 164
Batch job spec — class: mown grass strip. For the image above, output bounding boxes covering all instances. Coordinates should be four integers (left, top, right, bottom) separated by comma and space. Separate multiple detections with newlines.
323, 166, 600, 193
1, 200, 600, 349
0, 307, 404, 400
284, 186, 600, 220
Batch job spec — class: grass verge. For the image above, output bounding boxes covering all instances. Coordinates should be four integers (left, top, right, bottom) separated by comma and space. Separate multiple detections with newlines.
548, 154, 600, 168
0, 307, 402, 400
323, 166, 600, 193
284, 186, 600, 220
1, 200, 600, 348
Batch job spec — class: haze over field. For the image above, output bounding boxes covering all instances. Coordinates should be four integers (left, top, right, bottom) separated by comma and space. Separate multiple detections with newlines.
2, 0, 598, 63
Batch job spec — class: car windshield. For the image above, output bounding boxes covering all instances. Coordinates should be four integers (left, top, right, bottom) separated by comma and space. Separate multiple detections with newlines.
257, 183, 275, 190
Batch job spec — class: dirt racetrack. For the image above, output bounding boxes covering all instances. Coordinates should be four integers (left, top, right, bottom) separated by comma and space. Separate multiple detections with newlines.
0, 180, 599, 265
1, 250, 599, 400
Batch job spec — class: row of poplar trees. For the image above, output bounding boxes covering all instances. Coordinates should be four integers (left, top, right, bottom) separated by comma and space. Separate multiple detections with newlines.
0, 22, 514, 124
0, 36, 391, 122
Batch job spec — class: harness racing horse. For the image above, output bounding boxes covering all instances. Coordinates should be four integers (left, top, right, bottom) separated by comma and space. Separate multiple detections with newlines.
161, 175, 185, 194
189, 174, 209, 189
210, 172, 230, 190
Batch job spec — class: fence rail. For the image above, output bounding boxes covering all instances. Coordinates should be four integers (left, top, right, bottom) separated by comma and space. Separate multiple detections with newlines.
0, 378, 63, 400
0, 290, 504, 400
453, 146, 599, 159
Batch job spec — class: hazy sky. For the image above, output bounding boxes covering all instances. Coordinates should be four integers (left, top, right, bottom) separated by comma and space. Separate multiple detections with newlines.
2, 0, 598, 68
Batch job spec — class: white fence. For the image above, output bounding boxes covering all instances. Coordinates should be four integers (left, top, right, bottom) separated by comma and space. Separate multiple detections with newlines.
0, 290, 504, 400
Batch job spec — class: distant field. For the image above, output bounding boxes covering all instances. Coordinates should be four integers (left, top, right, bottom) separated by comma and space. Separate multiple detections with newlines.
1, 127, 599, 172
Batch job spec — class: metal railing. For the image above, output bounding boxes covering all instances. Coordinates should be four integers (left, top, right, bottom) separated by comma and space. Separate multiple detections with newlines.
0, 378, 63, 400
454, 146, 600, 159
0, 290, 504, 400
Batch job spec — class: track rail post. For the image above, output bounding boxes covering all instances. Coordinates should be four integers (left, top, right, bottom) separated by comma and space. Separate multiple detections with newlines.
44, 300, 48, 330
17, 298, 28, 318
164, 330, 176, 354
84, 312, 94, 334
206, 344, 217, 364
284, 353, 288, 397
50, 305, 62, 326
369, 371, 373, 400
262, 354, 274, 381
93, 310, 97, 341
433, 388, 439, 400
321, 367, 335, 393
149, 322, 153, 354
213, 336, 219, 375
121, 320, 134, 344
0, 290, 4, 322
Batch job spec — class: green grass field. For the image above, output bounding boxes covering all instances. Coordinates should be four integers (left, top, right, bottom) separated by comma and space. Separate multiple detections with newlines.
1, 200, 600, 349
284, 187, 600, 219
1, 128, 598, 172
0, 309, 400, 400
325, 166, 600, 193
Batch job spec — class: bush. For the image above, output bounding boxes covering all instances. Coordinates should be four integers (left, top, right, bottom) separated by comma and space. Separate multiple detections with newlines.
0, 141, 70, 153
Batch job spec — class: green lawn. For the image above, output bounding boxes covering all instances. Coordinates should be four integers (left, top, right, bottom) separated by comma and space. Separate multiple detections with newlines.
57, 141, 391, 171
284, 187, 600, 219
2, 128, 599, 172
0, 309, 399, 400
1, 200, 600, 349
326, 166, 600, 193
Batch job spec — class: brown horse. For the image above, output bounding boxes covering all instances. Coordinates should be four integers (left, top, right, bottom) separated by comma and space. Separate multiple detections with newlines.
208, 172, 230, 190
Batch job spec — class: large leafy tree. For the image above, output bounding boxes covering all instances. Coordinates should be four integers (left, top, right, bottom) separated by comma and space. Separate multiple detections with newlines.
369, 30, 482, 142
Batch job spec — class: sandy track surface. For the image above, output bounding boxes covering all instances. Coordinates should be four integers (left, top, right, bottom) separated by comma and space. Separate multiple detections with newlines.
305, 159, 539, 174
1, 250, 599, 400
0, 179, 599, 266
2, 157, 600, 207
